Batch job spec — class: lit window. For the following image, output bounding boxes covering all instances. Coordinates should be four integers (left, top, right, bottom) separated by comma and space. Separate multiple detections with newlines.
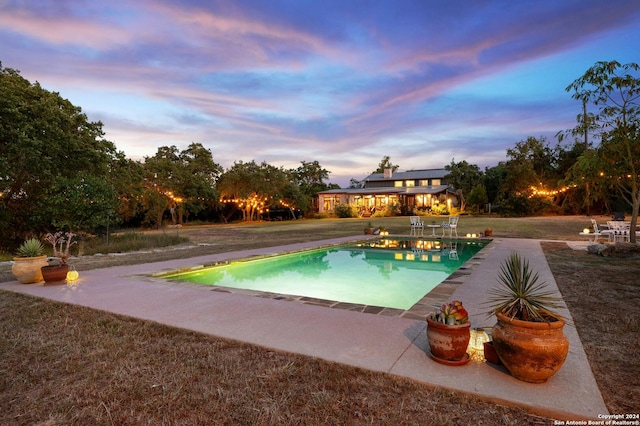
432, 179, 441, 186
394, 181, 403, 187
405, 180, 415, 187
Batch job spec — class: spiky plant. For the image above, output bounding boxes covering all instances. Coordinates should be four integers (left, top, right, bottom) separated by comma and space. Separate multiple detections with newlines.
484, 252, 563, 322
15, 238, 45, 257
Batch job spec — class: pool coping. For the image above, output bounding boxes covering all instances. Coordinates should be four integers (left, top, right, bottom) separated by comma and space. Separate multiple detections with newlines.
155, 236, 492, 320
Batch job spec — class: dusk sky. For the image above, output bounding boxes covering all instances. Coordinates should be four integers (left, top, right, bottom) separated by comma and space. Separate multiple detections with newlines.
2, 1, 639, 186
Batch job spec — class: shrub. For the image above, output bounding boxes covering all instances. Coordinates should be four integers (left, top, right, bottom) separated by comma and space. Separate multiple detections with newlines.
430, 204, 449, 216
334, 203, 356, 218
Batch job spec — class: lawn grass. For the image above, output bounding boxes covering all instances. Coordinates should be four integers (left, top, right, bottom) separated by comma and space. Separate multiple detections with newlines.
1, 215, 638, 424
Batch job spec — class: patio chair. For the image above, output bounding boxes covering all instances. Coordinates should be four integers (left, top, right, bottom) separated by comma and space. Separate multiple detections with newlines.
441, 216, 459, 238
607, 221, 630, 242
409, 216, 424, 236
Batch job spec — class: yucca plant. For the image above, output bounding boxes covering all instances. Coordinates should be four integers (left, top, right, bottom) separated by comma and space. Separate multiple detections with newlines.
15, 238, 45, 257
484, 252, 563, 322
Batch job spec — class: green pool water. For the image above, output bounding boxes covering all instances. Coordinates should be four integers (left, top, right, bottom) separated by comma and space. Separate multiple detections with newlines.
163, 238, 488, 310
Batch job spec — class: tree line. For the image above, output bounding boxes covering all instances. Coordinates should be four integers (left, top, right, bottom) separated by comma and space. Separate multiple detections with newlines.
1, 60, 638, 244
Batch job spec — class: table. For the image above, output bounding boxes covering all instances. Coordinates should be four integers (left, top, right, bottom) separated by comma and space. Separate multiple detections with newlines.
426, 224, 440, 237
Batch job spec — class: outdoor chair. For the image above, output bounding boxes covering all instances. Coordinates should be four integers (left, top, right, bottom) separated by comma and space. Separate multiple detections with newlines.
410, 216, 424, 236
607, 221, 630, 243
441, 216, 459, 238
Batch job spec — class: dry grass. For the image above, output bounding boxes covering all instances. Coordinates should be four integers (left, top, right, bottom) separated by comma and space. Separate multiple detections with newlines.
1, 215, 638, 424
1, 293, 544, 425
541, 242, 640, 414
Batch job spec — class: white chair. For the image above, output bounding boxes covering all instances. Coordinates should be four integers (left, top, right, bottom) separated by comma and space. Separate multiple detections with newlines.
410, 216, 424, 236
448, 241, 459, 260
607, 221, 630, 242
441, 216, 459, 238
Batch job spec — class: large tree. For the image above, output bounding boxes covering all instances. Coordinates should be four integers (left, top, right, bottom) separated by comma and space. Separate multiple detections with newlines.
565, 61, 640, 242
142, 144, 221, 226
293, 160, 335, 214
373, 156, 399, 174
0, 64, 120, 240
444, 159, 483, 212
217, 161, 300, 222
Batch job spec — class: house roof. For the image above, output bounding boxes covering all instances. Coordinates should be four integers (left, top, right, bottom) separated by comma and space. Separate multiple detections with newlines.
364, 168, 447, 182
317, 184, 451, 196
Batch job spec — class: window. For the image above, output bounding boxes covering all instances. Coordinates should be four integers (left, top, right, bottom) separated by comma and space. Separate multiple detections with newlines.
394, 181, 403, 187
419, 180, 428, 186
432, 179, 441, 186
405, 180, 415, 187
323, 196, 340, 211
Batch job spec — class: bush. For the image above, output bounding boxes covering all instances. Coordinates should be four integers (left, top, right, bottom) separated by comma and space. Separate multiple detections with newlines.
334, 204, 356, 218
371, 203, 400, 217
430, 204, 449, 216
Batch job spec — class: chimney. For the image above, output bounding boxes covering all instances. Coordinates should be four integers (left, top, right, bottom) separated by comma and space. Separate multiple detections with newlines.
383, 168, 392, 178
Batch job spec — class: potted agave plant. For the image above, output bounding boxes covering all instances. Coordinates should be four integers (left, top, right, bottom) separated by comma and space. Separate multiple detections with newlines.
41, 231, 77, 283
426, 301, 471, 365
484, 252, 569, 383
11, 238, 48, 284
364, 221, 375, 235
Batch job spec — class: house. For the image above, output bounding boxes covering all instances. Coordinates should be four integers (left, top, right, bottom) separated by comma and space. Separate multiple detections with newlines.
317, 168, 458, 216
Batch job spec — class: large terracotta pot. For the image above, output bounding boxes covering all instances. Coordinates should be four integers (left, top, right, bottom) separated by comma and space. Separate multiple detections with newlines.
426, 317, 471, 364
492, 310, 569, 383
11, 256, 49, 284
41, 264, 70, 284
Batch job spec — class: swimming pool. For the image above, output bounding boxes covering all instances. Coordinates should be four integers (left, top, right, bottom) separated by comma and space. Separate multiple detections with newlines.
162, 238, 488, 310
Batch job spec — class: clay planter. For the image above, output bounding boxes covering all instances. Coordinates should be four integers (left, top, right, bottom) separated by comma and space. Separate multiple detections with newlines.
41, 264, 70, 284
426, 317, 471, 365
11, 256, 49, 284
364, 228, 375, 235
492, 310, 569, 383
483, 341, 501, 365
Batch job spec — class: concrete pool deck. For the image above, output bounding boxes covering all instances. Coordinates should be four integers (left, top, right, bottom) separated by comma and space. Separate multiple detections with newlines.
1, 237, 607, 421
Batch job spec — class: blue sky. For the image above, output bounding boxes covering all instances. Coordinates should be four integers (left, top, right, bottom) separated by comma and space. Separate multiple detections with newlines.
1, 0, 639, 186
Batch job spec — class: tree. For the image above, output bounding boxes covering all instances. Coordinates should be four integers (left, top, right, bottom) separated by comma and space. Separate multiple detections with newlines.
44, 175, 117, 233
444, 160, 483, 212
349, 178, 364, 189
217, 161, 299, 222
108, 153, 146, 225
491, 137, 559, 216
293, 160, 332, 214
565, 61, 640, 242
483, 163, 507, 206
373, 156, 399, 174
177, 143, 222, 222
143, 144, 222, 226
0, 63, 120, 240
467, 184, 489, 213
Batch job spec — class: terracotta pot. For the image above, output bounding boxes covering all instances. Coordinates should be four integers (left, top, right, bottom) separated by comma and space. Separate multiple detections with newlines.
41, 264, 70, 284
11, 256, 49, 284
483, 341, 501, 365
485, 229, 493, 237
492, 310, 569, 383
364, 228, 375, 235
426, 317, 471, 363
